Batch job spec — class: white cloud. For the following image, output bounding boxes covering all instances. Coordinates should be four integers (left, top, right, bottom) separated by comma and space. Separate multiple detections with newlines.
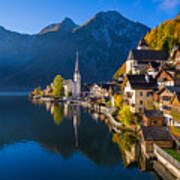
154, 0, 180, 10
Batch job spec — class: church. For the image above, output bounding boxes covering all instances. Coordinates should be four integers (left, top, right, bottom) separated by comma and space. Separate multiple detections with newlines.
63, 51, 81, 99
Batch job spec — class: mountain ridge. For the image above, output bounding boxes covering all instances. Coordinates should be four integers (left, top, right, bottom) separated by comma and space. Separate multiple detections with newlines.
0, 10, 150, 88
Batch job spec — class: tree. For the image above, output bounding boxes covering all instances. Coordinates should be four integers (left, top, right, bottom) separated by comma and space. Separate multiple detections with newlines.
34, 86, 44, 96
53, 75, 64, 98
118, 105, 134, 126
53, 104, 64, 125
114, 94, 123, 108
113, 62, 126, 79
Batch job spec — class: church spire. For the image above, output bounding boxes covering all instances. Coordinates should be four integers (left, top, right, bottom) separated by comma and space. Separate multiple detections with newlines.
75, 50, 79, 73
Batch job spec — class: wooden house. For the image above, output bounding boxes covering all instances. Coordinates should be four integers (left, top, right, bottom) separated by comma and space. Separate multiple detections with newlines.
171, 45, 180, 62
156, 69, 180, 86
157, 86, 180, 126
170, 92, 180, 126
140, 126, 173, 154
143, 110, 164, 127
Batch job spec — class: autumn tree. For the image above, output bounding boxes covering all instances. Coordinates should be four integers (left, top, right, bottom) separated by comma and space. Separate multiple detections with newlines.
145, 13, 180, 53
118, 105, 134, 126
114, 94, 123, 108
53, 75, 64, 98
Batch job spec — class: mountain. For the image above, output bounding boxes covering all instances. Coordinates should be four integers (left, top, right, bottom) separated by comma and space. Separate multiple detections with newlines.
39, 17, 78, 34
0, 11, 150, 88
145, 13, 180, 53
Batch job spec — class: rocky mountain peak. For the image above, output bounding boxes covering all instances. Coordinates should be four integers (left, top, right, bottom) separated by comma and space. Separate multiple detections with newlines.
39, 17, 78, 34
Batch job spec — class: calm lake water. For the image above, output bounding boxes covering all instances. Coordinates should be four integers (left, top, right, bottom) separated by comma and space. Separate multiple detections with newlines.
0, 94, 158, 180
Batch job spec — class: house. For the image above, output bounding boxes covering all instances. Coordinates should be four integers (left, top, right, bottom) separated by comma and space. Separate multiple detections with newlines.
140, 126, 173, 154
63, 79, 74, 97
90, 83, 117, 98
171, 45, 180, 62
156, 69, 180, 86
126, 39, 168, 74
90, 84, 103, 98
143, 110, 164, 127
44, 83, 54, 95
123, 74, 157, 113
170, 92, 180, 126
157, 86, 180, 125
146, 62, 160, 78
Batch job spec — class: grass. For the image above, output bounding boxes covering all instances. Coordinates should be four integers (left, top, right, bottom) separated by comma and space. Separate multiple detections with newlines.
171, 110, 180, 122
164, 149, 180, 162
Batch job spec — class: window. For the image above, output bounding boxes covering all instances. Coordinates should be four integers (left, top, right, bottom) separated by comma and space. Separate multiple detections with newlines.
147, 92, 152, 97
140, 92, 143, 96
140, 100, 143, 105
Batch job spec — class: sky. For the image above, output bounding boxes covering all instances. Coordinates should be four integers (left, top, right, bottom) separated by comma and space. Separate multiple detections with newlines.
0, 0, 179, 34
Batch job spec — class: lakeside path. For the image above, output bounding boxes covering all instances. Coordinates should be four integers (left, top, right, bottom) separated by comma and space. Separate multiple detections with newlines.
80, 101, 122, 133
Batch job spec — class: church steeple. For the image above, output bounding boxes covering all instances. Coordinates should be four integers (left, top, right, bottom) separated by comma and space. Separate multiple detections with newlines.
75, 51, 80, 73
73, 50, 81, 98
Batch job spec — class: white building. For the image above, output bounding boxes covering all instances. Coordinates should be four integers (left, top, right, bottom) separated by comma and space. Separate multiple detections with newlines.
63, 79, 74, 97
126, 38, 168, 74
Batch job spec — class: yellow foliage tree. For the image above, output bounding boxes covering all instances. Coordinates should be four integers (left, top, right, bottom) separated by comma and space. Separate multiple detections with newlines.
145, 13, 180, 53
53, 75, 64, 98
118, 105, 134, 126
114, 94, 123, 108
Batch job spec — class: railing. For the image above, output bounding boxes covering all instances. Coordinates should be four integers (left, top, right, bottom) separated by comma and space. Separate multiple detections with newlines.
154, 144, 180, 170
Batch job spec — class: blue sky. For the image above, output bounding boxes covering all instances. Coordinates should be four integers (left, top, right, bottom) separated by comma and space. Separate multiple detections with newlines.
0, 0, 179, 34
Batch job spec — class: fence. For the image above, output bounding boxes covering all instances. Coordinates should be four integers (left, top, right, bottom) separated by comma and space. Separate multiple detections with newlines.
154, 144, 180, 170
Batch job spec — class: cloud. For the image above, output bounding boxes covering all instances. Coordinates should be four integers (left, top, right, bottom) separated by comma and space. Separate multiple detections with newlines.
154, 0, 180, 10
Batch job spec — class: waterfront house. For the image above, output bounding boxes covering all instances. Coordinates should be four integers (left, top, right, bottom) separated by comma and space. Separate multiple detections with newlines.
143, 110, 164, 127
140, 126, 173, 153
126, 39, 168, 74
44, 84, 53, 95
123, 74, 157, 113
90, 83, 117, 98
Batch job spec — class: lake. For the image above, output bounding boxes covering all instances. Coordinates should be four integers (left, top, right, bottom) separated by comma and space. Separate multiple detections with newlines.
0, 94, 159, 180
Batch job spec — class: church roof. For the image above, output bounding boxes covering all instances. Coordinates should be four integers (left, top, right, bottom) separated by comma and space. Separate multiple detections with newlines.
127, 49, 168, 61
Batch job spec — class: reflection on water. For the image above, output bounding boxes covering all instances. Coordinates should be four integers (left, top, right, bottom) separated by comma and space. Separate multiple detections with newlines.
0, 95, 158, 180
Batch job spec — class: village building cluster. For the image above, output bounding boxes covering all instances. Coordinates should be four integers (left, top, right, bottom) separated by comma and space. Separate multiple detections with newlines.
30, 37, 180, 177
121, 39, 180, 154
